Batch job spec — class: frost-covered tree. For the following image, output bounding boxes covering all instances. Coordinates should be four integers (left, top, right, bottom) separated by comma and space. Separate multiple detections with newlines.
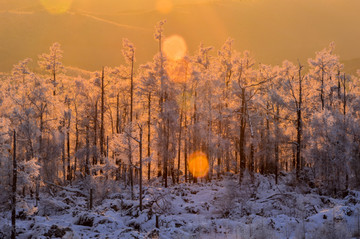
38, 42, 64, 96
122, 39, 136, 123
308, 42, 343, 111
138, 61, 159, 180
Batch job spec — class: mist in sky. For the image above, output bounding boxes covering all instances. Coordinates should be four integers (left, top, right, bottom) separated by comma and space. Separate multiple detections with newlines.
1, 0, 360, 71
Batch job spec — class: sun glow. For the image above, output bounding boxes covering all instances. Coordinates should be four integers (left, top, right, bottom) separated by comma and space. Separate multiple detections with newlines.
188, 151, 209, 178
40, 0, 73, 14
163, 35, 187, 61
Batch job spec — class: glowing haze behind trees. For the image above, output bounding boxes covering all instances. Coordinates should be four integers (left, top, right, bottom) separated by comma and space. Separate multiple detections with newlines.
1, 0, 360, 72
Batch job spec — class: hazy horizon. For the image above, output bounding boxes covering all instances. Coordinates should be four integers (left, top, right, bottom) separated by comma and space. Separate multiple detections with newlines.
1, 0, 360, 72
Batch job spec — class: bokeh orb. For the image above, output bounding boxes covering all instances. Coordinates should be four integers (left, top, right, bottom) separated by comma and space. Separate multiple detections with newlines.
163, 35, 187, 61
188, 151, 209, 178
40, 0, 73, 14
156, 0, 173, 15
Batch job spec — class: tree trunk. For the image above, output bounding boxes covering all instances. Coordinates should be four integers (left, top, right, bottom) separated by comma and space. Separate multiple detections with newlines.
139, 127, 143, 211
130, 54, 134, 123
157, 32, 164, 180
218, 116, 222, 178
67, 106, 71, 183
259, 131, 265, 174
342, 73, 348, 189
239, 88, 247, 183
177, 108, 183, 184
74, 103, 79, 180
62, 118, 66, 184
147, 93, 151, 180
53, 68, 56, 96
39, 103, 45, 159
100, 67, 105, 163
93, 100, 98, 166
337, 71, 341, 98
248, 113, 255, 177
85, 125, 90, 176
274, 105, 279, 185
296, 64, 303, 180
343, 73, 346, 117
266, 105, 270, 174
320, 69, 325, 110
128, 136, 134, 200
184, 113, 188, 183
116, 93, 120, 134
163, 118, 169, 188
11, 130, 17, 239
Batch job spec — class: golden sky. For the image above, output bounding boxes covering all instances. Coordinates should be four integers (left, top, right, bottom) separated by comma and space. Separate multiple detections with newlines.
1, 0, 360, 71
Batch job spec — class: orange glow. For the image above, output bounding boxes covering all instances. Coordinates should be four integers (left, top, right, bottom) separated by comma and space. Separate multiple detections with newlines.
188, 151, 209, 178
40, 0, 73, 14
163, 35, 187, 61
156, 0, 173, 15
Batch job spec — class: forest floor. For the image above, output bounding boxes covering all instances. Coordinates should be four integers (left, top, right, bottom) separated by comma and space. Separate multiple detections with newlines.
0, 172, 360, 239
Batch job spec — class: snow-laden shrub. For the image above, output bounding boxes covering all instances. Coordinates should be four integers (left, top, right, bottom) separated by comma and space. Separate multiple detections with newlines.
75, 213, 94, 227
16, 200, 37, 219
250, 224, 277, 239
44, 225, 73, 238
91, 179, 118, 204
38, 198, 69, 216
146, 228, 159, 239
293, 219, 307, 239
310, 221, 351, 239
0, 224, 11, 239
307, 110, 352, 195
80, 169, 121, 206
213, 177, 239, 217
92, 157, 118, 180
0, 184, 10, 211
214, 175, 253, 218
148, 188, 173, 215
18, 157, 40, 194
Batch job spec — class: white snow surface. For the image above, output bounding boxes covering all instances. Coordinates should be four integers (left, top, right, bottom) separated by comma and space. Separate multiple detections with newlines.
1, 172, 360, 239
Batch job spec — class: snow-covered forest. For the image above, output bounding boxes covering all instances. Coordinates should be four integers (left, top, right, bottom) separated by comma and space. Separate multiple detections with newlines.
0, 20, 360, 238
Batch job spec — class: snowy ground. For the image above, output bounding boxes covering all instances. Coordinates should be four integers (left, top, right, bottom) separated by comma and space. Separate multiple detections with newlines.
1, 172, 360, 239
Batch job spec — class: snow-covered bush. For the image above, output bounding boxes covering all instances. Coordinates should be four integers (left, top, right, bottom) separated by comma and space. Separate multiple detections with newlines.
38, 198, 69, 216
310, 221, 351, 239
250, 222, 277, 239
18, 157, 40, 194
0, 224, 11, 239
307, 110, 351, 195
149, 188, 173, 215
75, 212, 95, 227
214, 177, 241, 217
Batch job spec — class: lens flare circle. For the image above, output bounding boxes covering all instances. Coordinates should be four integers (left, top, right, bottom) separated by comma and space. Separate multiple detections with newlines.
188, 151, 209, 178
163, 35, 187, 61
40, 0, 73, 14
156, 0, 173, 15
